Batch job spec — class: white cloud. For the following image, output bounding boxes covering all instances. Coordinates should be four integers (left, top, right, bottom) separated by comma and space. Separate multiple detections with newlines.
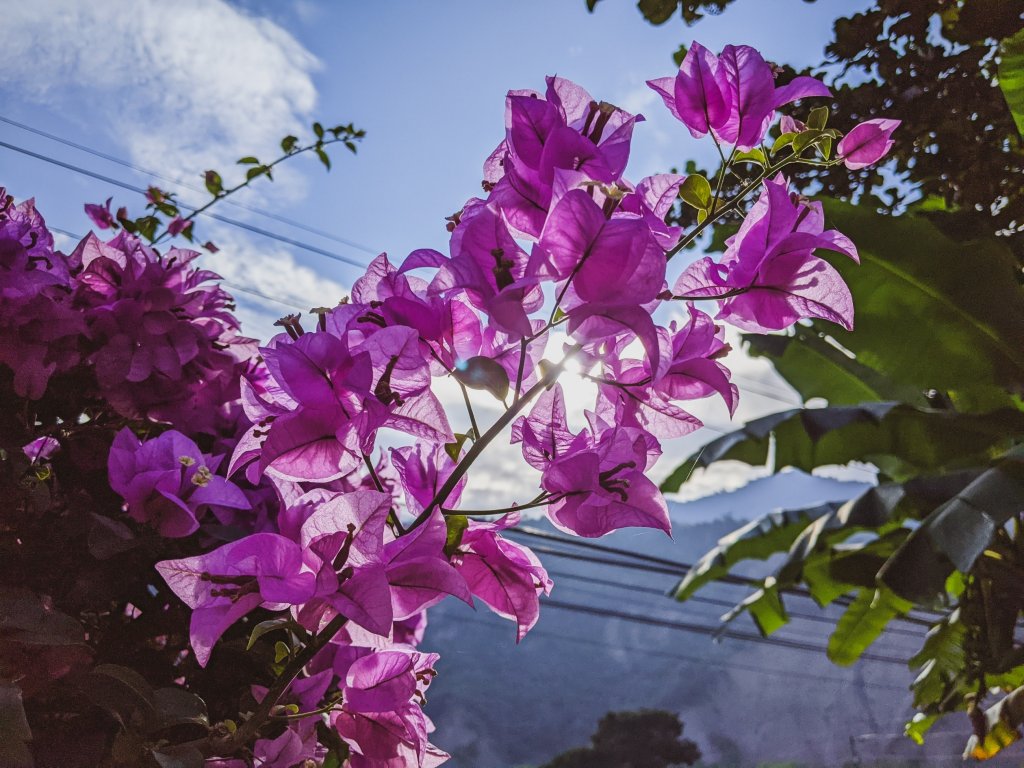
0, 0, 319, 196
0, 1, 359, 344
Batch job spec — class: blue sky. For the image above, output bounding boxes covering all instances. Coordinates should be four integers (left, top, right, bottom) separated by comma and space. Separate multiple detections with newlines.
0, 0, 876, 503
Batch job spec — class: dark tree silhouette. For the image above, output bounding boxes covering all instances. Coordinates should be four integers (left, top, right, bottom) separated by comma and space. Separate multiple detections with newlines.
541, 709, 701, 768
586, 0, 1024, 260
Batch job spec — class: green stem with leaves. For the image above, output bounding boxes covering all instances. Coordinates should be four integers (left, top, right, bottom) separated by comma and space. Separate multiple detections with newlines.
153, 130, 362, 245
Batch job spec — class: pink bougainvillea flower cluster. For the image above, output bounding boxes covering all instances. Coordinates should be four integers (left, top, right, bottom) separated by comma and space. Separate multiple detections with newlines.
0, 41, 900, 767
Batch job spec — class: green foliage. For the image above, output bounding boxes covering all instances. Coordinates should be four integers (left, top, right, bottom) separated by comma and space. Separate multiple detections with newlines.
444, 514, 469, 557
673, 504, 839, 600
827, 588, 909, 666
662, 402, 1024, 491
814, 200, 1024, 407
879, 448, 1024, 604
585, 0, 732, 26
998, 27, 1024, 139
679, 174, 712, 211
600, 0, 1024, 756
743, 332, 922, 406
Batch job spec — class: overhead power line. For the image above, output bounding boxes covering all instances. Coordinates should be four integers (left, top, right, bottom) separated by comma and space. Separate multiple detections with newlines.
509, 526, 939, 627
545, 568, 925, 640
0, 114, 381, 256
441, 610, 909, 691
0, 119, 841, 409
540, 597, 908, 666
0, 139, 372, 269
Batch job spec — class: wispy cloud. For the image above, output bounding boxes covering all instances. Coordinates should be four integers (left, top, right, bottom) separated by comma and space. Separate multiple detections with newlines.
0, 0, 320, 192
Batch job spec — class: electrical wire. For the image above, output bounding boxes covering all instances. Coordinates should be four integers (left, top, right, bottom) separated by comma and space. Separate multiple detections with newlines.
538, 598, 908, 666
507, 527, 940, 627
439, 610, 909, 691
0, 139, 371, 269
0, 114, 381, 256
3, 128, 814, 413
544, 568, 925, 640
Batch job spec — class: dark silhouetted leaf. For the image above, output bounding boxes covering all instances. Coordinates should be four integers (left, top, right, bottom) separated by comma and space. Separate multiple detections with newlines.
0, 587, 86, 646
152, 688, 209, 731
879, 447, 1024, 604
661, 403, 1024, 491
743, 330, 924, 406
453, 356, 510, 401
152, 745, 204, 768
0, 684, 32, 768
246, 617, 308, 651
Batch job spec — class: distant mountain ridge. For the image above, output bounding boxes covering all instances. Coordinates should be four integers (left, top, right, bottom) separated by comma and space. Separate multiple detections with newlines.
422, 470, 979, 767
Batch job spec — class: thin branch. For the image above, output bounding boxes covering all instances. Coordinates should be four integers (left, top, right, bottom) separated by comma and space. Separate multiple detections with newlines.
442, 492, 557, 517
208, 613, 348, 755
153, 135, 359, 245
457, 381, 481, 439
363, 453, 405, 535
513, 337, 529, 404
407, 345, 584, 533
667, 145, 842, 261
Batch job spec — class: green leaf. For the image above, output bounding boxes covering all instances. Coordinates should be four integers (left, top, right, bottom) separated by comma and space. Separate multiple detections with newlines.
679, 174, 712, 210
998, 28, 1024, 139
452, 356, 510, 401
280, 135, 299, 154
316, 146, 331, 170
274, 640, 291, 663
792, 128, 825, 155
313, 121, 325, 140
661, 403, 1024, 491
246, 617, 309, 650
152, 687, 209, 731
743, 330, 925, 406
908, 610, 966, 710
246, 166, 265, 181
636, 0, 679, 25
135, 215, 159, 242
879, 447, 1024, 603
814, 200, 1024, 403
807, 105, 829, 131
721, 585, 789, 636
672, 505, 836, 600
444, 433, 471, 463
827, 587, 910, 666
732, 148, 767, 166
444, 514, 469, 558
905, 713, 939, 745
771, 132, 797, 156
203, 170, 223, 196
237, 156, 260, 165
777, 484, 908, 587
